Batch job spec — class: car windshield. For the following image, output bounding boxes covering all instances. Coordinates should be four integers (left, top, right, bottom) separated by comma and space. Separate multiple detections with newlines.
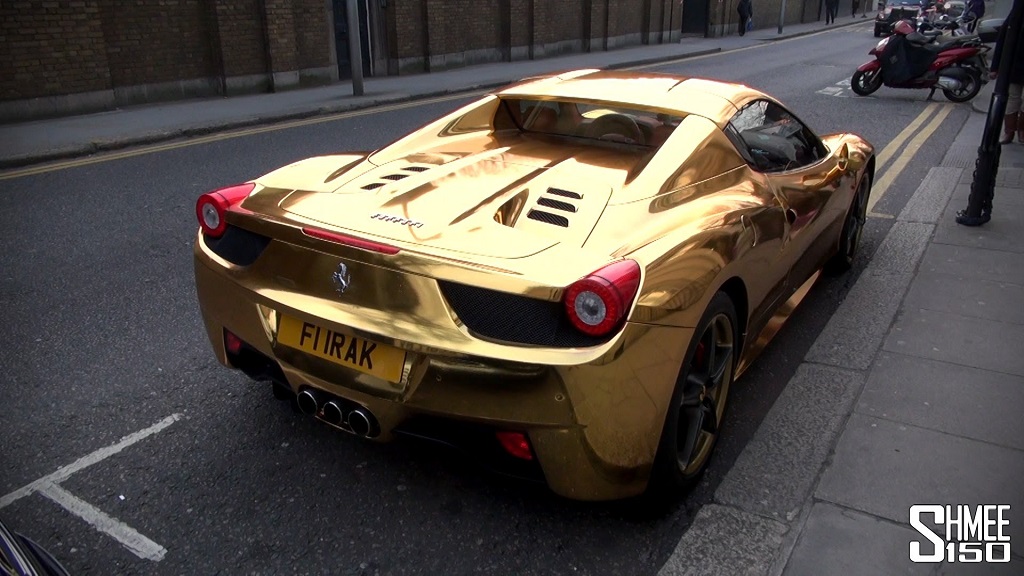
496, 98, 684, 148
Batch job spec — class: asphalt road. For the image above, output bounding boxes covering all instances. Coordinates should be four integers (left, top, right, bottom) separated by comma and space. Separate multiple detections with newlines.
0, 21, 974, 575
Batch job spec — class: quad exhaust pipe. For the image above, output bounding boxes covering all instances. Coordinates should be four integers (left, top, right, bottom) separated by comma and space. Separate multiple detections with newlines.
296, 389, 323, 415
297, 388, 380, 438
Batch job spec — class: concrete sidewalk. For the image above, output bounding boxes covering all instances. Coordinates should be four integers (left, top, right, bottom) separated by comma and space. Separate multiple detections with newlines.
0, 18, 859, 169
660, 104, 1024, 575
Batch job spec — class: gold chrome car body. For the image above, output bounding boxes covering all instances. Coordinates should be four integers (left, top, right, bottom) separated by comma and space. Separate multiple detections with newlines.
193, 69, 875, 501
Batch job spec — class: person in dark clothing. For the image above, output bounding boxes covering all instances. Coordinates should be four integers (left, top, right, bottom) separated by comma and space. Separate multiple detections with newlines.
852, 0, 861, 17
825, 0, 839, 24
965, 0, 985, 32
989, 14, 1024, 144
738, 0, 753, 36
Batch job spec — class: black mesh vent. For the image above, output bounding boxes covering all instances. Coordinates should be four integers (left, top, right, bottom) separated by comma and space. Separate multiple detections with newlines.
203, 225, 271, 266
547, 187, 583, 199
537, 197, 577, 213
404, 166, 430, 172
438, 280, 611, 347
382, 174, 408, 181
527, 209, 569, 227
362, 183, 385, 190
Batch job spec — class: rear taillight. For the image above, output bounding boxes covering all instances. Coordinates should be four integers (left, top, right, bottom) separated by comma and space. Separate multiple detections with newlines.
496, 431, 534, 461
224, 329, 244, 355
196, 183, 256, 238
564, 259, 641, 337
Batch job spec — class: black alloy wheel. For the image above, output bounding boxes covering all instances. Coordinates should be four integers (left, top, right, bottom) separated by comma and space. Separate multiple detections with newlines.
828, 172, 871, 273
648, 291, 737, 501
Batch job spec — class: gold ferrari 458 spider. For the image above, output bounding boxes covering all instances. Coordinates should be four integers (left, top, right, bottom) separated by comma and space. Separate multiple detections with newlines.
194, 69, 874, 502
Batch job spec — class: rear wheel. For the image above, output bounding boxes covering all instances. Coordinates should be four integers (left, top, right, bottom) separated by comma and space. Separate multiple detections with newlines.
942, 70, 982, 102
851, 69, 882, 96
648, 292, 737, 501
827, 172, 871, 273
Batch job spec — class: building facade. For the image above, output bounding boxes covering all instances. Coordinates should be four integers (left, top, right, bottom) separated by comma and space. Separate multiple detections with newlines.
0, 0, 833, 122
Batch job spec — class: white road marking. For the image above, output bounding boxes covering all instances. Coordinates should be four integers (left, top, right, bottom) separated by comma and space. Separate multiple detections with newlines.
1, 413, 181, 562
39, 483, 167, 562
1, 413, 181, 507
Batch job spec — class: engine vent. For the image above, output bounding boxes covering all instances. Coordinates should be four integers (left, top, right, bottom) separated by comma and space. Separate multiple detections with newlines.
527, 209, 569, 227
536, 197, 577, 213
404, 166, 430, 172
361, 182, 385, 190
382, 174, 408, 181
546, 187, 583, 200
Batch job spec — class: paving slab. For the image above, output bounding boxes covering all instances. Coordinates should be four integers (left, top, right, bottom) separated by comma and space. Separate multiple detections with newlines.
918, 243, 1024, 287
715, 365, 863, 521
782, 502, 931, 576
815, 413, 1024, 544
883, 307, 1024, 378
935, 187, 1024, 254
857, 352, 1024, 451
657, 504, 787, 576
902, 269, 1024, 324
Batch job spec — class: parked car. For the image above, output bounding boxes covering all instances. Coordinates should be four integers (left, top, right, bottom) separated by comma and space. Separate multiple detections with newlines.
193, 69, 875, 503
876, 1, 925, 36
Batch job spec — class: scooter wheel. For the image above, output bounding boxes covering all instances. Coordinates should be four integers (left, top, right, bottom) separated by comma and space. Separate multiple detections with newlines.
851, 69, 882, 96
942, 71, 982, 103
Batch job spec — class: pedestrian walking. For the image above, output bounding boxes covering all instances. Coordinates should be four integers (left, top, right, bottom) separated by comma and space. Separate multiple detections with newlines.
738, 0, 753, 36
965, 0, 985, 32
989, 16, 1024, 144
852, 0, 860, 17
825, 0, 839, 24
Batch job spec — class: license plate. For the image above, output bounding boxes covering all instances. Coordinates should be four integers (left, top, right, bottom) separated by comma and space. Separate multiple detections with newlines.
277, 315, 406, 382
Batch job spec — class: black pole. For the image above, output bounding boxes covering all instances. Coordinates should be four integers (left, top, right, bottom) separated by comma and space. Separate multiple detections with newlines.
957, 0, 1024, 226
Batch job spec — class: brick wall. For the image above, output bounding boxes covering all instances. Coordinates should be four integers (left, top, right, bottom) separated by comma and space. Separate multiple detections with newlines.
509, 0, 532, 49
99, 0, 218, 87
384, 0, 732, 72
426, 0, 502, 56
214, 0, 268, 77
293, 0, 331, 69
534, 0, 584, 45
263, 0, 298, 72
606, 0, 644, 37
390, 0, 426, 59
0, 0, 111, 100
1, 0, 335, 117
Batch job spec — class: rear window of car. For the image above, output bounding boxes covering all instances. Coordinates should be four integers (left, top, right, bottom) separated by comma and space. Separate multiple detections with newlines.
493, 98, 684, 149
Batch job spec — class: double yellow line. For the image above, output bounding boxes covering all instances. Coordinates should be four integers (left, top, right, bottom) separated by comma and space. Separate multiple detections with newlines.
867, 102, 954, 217
0, 91, 489, 181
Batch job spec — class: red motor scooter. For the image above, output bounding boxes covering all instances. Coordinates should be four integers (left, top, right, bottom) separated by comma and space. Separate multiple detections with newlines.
851, 19, 990, 102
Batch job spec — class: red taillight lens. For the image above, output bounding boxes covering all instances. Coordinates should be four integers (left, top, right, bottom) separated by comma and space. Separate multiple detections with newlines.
196, 183, 255, 238
496, 431, 534, 461
564, 259, 641, 337
224, 329, 243, 355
